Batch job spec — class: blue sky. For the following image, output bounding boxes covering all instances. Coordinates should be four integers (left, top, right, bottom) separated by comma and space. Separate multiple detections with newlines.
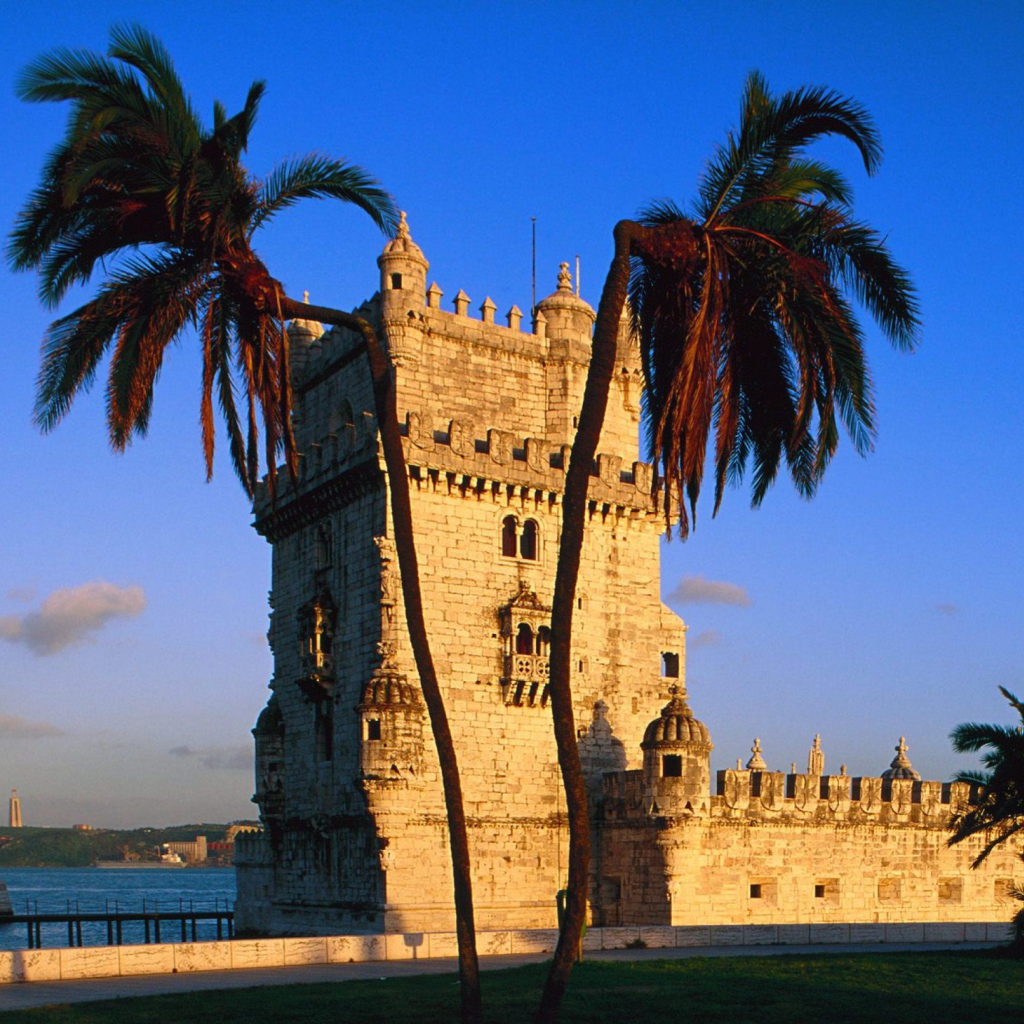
1, 1, 1021, 826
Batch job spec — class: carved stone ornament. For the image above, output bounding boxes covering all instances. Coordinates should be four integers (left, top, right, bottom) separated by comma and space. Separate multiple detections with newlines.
407, 411, 434, 450
449, 419, 475, 457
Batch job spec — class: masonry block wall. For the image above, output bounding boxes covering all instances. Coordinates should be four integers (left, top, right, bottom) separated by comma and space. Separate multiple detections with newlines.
235, 217, 1017, 937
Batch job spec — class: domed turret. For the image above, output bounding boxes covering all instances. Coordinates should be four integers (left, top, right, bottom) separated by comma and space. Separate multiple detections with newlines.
287, 291, 325, 380
378, 211, 428, 308
535, 263, 595, 350
881, 736, 921, 781
641, 685, 713, 811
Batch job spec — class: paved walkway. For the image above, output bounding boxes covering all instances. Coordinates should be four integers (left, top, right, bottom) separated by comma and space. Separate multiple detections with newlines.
0, 941, 999, 1013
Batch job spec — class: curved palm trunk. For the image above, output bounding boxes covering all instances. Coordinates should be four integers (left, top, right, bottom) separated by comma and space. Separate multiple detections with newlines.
279, 295, 482, 1024
536, 221, 643, 1023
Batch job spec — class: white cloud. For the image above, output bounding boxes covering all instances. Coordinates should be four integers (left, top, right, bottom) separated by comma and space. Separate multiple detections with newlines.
936, 603, 959, 616
5, 587, 36, 604
0, 582, 146, 656
0, 713, 64, 738
689, 629, 722, 650
668, 575, 751, 607
169, 744, 251, 771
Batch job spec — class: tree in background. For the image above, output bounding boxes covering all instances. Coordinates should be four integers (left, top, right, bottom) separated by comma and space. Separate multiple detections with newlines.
949, 687, 1024, 952
539, 72, 919, 1021
8, 26, 483, 1022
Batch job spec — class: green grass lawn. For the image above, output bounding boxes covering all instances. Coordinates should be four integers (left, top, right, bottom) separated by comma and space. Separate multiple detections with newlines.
4, 951, 1023, 1023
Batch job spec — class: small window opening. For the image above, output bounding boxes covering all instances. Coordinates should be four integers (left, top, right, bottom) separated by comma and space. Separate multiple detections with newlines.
516, 624, 534, 655
814, 884, 826, 899
520, 519, 538, 560
501, 516, 518, 557
316, 524, 333, 570
366, 719, 382, 741
390, 273, 403, 290
315, 702, 333, 762
661, 652, 680, 678
662, 755, 683, 778
940, 782, 952, 805
749, 884, 762, 899
578, 659, 584, 673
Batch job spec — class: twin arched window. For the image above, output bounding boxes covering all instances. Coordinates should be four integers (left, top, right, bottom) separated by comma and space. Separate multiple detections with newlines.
501, 516, 539, 560
515, 624, 550, 656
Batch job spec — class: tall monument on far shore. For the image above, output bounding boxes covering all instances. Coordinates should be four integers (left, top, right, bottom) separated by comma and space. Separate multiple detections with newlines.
8, 790, 22, 829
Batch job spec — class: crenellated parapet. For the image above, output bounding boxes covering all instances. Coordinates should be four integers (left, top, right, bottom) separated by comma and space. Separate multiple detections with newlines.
712, 769, 972, 825
397, 410, 663, 514
253, 404, 667, 538
603, 768, 972, 827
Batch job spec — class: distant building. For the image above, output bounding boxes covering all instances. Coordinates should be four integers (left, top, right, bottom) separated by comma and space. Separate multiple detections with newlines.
72, 823, 93, 831
163, 836, 207, 865
8, 791, 21, 829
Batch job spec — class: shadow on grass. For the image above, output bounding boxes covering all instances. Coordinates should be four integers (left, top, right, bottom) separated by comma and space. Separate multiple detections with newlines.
3, 951, 1023, 1024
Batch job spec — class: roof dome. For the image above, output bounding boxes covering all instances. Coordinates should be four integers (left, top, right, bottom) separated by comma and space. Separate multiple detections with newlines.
358, 673, 419, 709
381, 211, 426, 263
642, 686, 712, 749
536, 262, 595, 320
881, 736, 921, 780
287, 291, 325, 341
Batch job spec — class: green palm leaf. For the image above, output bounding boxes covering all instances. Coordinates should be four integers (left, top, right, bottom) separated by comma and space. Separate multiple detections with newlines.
9, 23, 397, 495
629, 70, 918, 536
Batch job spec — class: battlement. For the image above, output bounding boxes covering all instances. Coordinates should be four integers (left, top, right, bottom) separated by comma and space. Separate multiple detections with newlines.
601, 767, 973, 826
253, 406, 665, 532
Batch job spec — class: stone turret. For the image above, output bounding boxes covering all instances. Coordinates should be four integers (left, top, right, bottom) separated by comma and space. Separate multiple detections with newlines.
641, 685, 713, 812
287, 291, 326, 381
377, 212, 428, 367
536, 262, 595, 354
378, 211, 429, 309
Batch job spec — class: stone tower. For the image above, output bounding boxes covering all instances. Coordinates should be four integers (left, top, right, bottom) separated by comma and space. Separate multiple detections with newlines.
8, 790, 21, 829
235, 218, 687, 935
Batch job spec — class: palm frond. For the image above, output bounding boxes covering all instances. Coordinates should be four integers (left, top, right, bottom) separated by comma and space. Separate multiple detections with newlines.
254, 154, 398, 234
12, 25, 396, 494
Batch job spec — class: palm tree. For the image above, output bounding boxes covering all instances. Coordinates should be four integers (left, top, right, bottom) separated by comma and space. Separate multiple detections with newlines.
949, 687, 1024, 858
538, 72, 919, 1021
8, 26, 483, 1023
949, 688, 1024, 952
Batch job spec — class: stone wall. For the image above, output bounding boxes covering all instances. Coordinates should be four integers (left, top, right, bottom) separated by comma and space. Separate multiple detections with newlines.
235, 217, 1019, 938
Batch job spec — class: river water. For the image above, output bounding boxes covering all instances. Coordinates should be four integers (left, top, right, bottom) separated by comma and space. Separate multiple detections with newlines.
0, 867, 236, 951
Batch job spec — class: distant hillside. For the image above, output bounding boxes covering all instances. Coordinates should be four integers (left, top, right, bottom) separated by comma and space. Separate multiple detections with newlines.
0, 825, 231, 868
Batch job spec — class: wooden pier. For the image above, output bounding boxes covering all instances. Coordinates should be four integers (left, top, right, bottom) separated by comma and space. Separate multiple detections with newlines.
0, 900, 234, 949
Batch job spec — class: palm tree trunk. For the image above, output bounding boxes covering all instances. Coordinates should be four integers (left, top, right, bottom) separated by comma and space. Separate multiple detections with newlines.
536, 221, 642, 1023
279, 295, 483, 1024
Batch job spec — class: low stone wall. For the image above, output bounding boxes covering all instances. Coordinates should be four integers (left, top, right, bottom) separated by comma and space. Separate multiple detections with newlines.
0, 922, 1013, 985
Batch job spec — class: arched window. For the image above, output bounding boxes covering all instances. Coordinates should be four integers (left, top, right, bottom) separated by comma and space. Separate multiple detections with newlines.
501, 516, 518, 557
536, 626, 551, 657
520, 519, 538, 560
516, 623, 534, 655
